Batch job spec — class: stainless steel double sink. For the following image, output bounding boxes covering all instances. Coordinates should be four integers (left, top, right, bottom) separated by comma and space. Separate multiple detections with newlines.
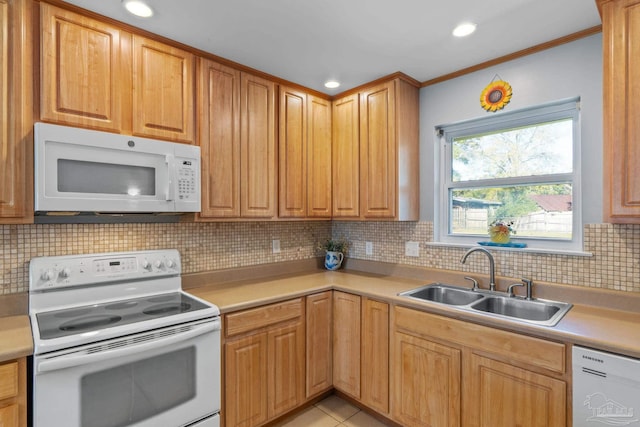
399, 283, 572, 327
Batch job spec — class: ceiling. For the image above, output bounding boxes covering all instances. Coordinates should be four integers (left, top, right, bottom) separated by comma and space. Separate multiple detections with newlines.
60, 0, 602, 94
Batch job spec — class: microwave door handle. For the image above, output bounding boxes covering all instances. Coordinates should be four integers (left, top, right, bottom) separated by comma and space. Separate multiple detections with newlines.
165, 154, 175, 201
36, 320, 219, 373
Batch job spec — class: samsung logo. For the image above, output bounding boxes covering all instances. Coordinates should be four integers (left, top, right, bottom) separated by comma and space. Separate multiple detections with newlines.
582, 355, 604, 363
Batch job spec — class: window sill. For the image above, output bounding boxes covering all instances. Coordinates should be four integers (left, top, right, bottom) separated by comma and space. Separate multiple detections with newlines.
426, 241, 593, 257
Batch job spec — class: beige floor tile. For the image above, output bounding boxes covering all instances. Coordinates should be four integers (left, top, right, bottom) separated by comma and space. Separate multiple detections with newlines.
315, 395, 360, 422
274, 406, 340, 427
341, 411, 391, 427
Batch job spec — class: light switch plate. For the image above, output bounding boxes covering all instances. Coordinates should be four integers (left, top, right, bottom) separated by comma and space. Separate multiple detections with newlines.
272, 239, 281, 253
405, 241, 420, 257
365, 241, 373, 255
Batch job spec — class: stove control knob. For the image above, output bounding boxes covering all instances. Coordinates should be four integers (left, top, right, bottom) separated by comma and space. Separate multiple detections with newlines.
154, 260, 164, 269
41, 269, 56, 281
59, 267, 71, 278
166, 259, 176, 269
142, 260, 152, 271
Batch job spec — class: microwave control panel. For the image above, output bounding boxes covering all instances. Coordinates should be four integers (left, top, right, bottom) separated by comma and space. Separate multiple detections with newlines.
176, 158, 199, 201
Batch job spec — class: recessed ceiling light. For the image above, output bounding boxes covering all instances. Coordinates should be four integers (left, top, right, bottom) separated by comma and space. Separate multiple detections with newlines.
324, 80, 340, 89
453, 22, 477, 37
122, 0, 154, 18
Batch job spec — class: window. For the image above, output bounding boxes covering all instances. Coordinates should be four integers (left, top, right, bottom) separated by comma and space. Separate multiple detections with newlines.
435, 98, 582, 252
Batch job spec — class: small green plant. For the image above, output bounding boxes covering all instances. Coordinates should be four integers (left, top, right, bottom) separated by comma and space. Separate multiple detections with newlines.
317, 237, 349, 253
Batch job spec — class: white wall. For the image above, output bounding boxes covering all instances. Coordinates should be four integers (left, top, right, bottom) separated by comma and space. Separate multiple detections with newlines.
419, 33, 603, 224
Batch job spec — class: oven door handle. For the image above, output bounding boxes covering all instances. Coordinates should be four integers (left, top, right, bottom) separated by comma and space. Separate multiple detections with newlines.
36, 319, 220, 373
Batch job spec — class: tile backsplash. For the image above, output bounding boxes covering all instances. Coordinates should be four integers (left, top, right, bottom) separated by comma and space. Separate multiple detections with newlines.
2, 221, 639, 295
1, 221, 331, 294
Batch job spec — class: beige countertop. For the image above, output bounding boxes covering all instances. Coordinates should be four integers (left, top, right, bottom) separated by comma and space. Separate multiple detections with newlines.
2, 265, 640, 362
189, 269, 640, 359
0, 315, 33, 363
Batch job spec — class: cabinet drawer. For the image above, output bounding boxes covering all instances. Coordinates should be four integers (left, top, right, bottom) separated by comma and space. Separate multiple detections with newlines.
0, 362, 18, 401
225, 298, 303, 337
395, 306, 566, 374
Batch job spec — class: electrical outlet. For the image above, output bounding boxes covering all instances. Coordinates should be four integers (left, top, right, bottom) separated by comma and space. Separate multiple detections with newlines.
365, 241, 373, 255
405, 241, 420, 257
272, 239, 281, 254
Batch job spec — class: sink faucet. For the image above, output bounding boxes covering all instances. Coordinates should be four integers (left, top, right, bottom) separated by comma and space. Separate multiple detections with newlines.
460, 247, 496, 291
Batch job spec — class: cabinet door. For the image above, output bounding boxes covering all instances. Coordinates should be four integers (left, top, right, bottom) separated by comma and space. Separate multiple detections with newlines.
0, 404, 18, 427
306, 291, 333, 397
268, 321, 305, 419
307, 95, 332, 217
467, 354, 566, 427
360, 81, 396, 219
361, 298, 389, 414
225, 333, 268, 427
332, 291, 361, 398
1, 0, 32, 223
132, 35, 194, 143
40, 4, 129, 133
240, 73, 276, 218
332, 94, 360, 217
278, 87, 307, 217
198, 59, 241, 218
602, 0, 640, 222
392, 332, 461, 427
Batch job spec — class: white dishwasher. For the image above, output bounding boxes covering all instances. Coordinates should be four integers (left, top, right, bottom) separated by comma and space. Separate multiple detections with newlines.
573, 346, 640, 426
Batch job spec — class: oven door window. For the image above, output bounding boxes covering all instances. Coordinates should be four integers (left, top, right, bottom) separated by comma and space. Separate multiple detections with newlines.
80, 347, 195, 427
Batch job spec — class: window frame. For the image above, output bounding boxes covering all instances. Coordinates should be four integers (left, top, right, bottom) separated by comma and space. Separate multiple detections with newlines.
434, 97, 583, 252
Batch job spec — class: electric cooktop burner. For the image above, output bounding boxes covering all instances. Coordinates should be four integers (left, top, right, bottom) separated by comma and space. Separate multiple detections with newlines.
36, 292, 210, 340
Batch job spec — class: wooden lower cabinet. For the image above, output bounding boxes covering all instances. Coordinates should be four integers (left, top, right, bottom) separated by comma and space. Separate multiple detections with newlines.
332, 291, 361, 398
222, 295, 569, 427
223, 299, 304, 427
361, 298, 390, 415
225, 333, 268, 427
466, 354, 566, 427
392, 332, 461, 426
392, 306, 568, 427
0, 358, 26, 427
306, 291, 333, 397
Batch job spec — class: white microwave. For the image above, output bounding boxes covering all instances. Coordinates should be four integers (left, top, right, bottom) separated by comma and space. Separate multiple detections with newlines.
34, 123, 201, 214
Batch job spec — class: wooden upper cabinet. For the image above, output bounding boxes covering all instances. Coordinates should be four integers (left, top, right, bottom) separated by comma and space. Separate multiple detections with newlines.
40, 4, 195, 144
360, 81, 396, 219
360, 78, 419, 220
331, 76, 419, 220
40, 4, 129, 133
240, 73, 276, 218
332, 94, 360, 217
198, 59, 241, 218
600, 0, 640, 222
279, 87, 307, 218
278, 87, 332, 218
132, 35, 195, 143
197, 65, 277, 220
1, 0, 33, 223
307, 95, 332, 217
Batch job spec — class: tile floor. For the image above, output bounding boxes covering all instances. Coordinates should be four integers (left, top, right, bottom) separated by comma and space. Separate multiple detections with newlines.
273, 395, 392, 427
